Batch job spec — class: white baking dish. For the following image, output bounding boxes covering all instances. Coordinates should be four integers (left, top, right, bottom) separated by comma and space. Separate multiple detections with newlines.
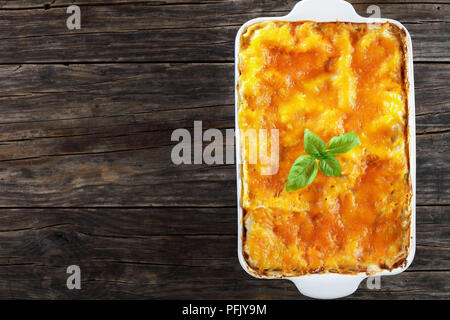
234, 0, 416, 299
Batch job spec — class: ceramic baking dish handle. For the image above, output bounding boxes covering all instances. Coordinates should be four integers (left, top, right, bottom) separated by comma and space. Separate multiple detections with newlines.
289, 274, 367, 299
285, 0, 362, 21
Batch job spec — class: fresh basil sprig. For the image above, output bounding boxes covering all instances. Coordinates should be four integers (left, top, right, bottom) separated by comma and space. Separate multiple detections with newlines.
286, 129, 360, 191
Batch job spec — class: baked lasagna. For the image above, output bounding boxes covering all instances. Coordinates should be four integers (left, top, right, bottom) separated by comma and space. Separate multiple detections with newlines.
237, 21, 412, 276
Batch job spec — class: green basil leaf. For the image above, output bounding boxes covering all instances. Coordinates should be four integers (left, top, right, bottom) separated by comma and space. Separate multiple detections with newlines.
318, 151, 333, 159
319, 156, 341, 177
304, 129, 326, 157
327, 132, 360, 155
286, 155, 318, 191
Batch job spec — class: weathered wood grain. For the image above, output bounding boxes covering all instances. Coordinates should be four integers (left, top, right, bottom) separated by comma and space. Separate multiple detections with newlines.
1, 264, 448, 299
0, 1, 447, 62
0, 0, 447, 300
0, 63, 447, 206
0, 206, 446, 299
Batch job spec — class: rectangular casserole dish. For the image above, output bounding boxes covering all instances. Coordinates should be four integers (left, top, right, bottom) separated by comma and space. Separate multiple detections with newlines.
235, 0, 416, 299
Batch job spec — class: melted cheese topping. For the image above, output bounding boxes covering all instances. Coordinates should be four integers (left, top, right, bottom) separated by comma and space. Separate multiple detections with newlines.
238, 21, 411, 275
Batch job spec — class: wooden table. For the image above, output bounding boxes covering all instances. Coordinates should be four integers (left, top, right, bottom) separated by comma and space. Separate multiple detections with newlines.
0, 0, 447, 299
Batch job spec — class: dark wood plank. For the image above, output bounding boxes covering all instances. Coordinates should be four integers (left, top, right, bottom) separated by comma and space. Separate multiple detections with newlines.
0, 207, 236, 236
415, 205, 450, 271
1, 264, 448, 299
0, 63, 234, 130
0, 0, 245, 8
0, 62, 447, 206
0, 206, 447, 299
0, 0, 445, 9
0, 1, 447, 63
